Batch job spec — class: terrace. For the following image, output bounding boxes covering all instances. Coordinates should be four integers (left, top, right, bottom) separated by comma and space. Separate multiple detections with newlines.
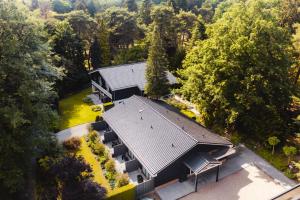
99, 128, 151, 185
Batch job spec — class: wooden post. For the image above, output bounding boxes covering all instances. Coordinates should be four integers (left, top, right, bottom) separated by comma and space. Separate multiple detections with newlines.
216, 165, 220, 182
195, 174, 198, 192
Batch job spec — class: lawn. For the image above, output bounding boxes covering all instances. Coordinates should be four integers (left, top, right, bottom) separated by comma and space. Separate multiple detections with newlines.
78, 138, 112, 192
79, 138, 136, 199
58, 88, 101, 130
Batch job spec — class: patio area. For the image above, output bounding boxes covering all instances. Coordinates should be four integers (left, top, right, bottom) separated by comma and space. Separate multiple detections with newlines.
98, 129, 151, 186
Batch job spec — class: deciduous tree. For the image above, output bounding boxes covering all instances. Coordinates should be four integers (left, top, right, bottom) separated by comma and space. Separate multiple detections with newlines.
268, 136, 280, 155
179, 0, 294, 139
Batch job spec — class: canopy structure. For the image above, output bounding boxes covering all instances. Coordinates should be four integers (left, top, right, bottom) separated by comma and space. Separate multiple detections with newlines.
184, 153, 222, 192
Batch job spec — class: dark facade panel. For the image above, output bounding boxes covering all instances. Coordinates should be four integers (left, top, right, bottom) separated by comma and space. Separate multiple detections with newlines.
113, 87, 142, 101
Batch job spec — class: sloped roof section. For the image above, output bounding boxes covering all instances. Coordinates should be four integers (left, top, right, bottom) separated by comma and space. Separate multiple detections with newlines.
92, 62, 177, 91
139, 98, 232, 145
103, 96, 232, 176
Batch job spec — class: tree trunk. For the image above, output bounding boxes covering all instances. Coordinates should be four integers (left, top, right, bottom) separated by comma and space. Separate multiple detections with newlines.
294, 65, 300, 85
272, 145, 274, 155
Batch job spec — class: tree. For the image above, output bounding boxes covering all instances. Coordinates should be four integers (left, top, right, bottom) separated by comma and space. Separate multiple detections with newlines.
187, 19, 206, 49
292, 24, 300, 85
150, 5, 178, 71
90, 37, 102, 69
66, 10, 97, 70
0, 1, 61, 198
123, 0, 138, 12
97, 20, 111, 66
278, 0, 300, 33
140, 0, 152, 25
179, 0, 294, 139
51, 156, 106, 200
268, 136, 280, 155
52, 0, 72, 13
98, 7, 142, 52
283, 146, 297, 164
50, 20, 88, 96
176, 10, 198, 46
145, 25, 170, 99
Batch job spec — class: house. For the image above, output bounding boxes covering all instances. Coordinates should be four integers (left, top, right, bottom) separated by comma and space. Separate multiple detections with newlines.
89, 62, 177, 102
97, 95, 236, 196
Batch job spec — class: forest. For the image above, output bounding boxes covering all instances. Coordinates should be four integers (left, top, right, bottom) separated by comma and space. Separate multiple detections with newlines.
0, 0, 300, 199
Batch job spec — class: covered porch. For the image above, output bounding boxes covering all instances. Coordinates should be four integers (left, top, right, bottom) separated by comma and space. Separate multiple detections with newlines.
184, 152, 222, 192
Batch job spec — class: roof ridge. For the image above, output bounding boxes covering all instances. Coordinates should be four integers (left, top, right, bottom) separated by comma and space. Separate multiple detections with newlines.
89, 61, 146, 73
133, 96, 199, 143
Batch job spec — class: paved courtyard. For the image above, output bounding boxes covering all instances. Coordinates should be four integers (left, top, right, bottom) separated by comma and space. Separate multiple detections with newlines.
156, 145, 296, 200
181, 165, 286, 200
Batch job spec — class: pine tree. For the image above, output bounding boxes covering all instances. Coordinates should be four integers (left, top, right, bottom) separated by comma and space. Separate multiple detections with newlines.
98, 20, 111, 66
140, 0, 152, 25
145, 24, 170, 99
90, 37, 102, 69
188, 20, 206, 49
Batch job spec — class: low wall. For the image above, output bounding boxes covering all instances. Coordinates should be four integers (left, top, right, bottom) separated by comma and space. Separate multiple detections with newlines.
136, 178, 155, 197
91, 121, 107, 131
113, 144, 127, 157
103, 131, 118, 143
125, 159, 139, 173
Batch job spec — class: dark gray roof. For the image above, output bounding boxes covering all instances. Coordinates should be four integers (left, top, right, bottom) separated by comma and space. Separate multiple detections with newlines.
103, 96, 232, 177
184, 153, 221, 174
140, 98, 232, 145
91, 62, 177, 91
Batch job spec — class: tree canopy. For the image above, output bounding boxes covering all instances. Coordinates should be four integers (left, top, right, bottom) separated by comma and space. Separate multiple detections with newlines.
0, 1, 61, 198
178, 0, 294, 138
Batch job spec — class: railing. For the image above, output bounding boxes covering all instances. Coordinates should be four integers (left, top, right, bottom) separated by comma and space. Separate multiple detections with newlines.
136, 178, 155, 197
91, 80, 112, 99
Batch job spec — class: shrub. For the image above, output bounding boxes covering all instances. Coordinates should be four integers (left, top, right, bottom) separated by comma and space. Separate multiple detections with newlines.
105, 159, 116, 173
166, 98, 188, 110
230, 132, 242, 145
83, 96, 93, 104
87, 130, 100, 144
91, 105, 102, 112
63, 137, 81, 152
116, 174, 129, 187
105, 171, 116, 181
99, 151, 109, 166
92, 143, 106, 156
284, 168, 296, 179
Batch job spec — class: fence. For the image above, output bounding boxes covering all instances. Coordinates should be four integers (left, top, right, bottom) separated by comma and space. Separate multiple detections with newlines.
136, 178, 155, 197
125, 159, 139, 173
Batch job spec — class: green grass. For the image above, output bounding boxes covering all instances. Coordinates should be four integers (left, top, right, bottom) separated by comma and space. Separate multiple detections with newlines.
78, 138, 112, 192
255, 148, 288, 171
79, 138, 136, 199
180, 109, 196, 119
58, 88, 101, 130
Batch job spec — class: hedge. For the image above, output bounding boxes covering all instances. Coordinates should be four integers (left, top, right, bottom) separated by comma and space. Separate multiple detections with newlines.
105, 184, 136, 200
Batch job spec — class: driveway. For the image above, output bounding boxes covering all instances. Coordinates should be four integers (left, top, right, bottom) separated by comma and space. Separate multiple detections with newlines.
181, 164, 286, 200
156, 144, 296, 200
56, 123, 90, 142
